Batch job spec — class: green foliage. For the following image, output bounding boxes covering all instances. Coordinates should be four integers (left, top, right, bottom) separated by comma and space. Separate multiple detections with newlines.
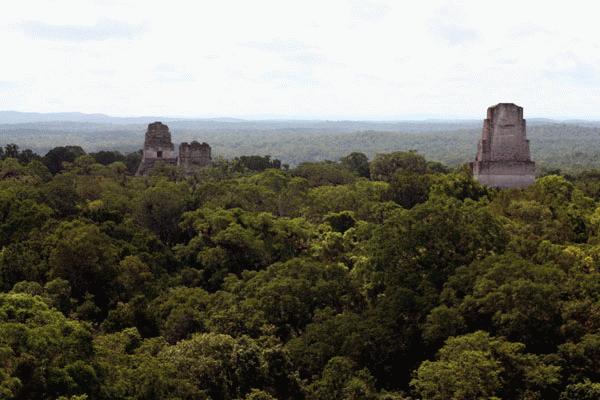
305, 180, 389, 221
0, 147, 599, 399
0, 144, 40, 165
385, 172, 431, 208
243, 389, 277, 400
307, 356, 378, 400
42, 174, 80, 217
231, 155, 282, 172
42, 145, 86, 174
134, 181, 190, 243
437, 254, 566, 351
157, 333, 300, 399
422, 305, 466, 345
149, 286, 210, 343
369, 196, 507, 287
340, 152, 370, 178
292, 161, 357, 187
223, 258, 360, 339
0, 293, 95, 399
176, 208, 313, 288
411, 331, 560, 400
324, 211, 356, 233
89, 150, 126, 166
46, 220, 119, 310
560, 381, 600, 400
370, 151, 428, 181
429, 172, 489, 201
0, 189, 52, 246
559, 334, 600, 384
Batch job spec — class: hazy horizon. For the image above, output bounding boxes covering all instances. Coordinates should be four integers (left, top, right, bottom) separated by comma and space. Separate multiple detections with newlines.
3, 109, 600, 123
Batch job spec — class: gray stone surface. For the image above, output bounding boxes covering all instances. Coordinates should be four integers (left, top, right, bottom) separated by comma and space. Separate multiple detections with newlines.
136, 122, 177, 175
471, 103, 535, 188
136, 122, 212, 175
178, 141, 211, 172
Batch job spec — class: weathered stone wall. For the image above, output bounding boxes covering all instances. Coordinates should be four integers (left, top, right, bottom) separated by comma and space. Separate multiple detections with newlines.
474, 173, 535, 188
472, 103, 535, 188
178, 141, 211, 173
471, 160, 535, 188
136, 122, 178, 175
136, 122, 213, 175
145, 122, 175, 147
489, 105, 531, 161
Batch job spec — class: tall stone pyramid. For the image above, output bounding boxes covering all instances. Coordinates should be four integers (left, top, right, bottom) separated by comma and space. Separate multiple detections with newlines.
471, 103, 535, 188
136, 122, 177, 175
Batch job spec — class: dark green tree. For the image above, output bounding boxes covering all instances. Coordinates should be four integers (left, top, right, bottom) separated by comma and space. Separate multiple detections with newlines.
340, 152, 370, 178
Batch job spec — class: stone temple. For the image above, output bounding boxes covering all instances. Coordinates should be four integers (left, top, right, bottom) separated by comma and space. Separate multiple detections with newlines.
179, 141, 212, 172
136, 122, 212, 175
471, 103, 535, 188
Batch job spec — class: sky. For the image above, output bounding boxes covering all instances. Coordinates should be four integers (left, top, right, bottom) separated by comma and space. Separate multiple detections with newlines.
2, 0, 600, 119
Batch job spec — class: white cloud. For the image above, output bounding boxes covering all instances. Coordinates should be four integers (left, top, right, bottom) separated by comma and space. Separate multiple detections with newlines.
429, 2, 479, 45
0, 0, 600, 119
17, 18, 145, 41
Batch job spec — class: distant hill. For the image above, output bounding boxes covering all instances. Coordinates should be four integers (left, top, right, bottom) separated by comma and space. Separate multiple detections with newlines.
3, 110, 600, 126
0, 111, 256, 125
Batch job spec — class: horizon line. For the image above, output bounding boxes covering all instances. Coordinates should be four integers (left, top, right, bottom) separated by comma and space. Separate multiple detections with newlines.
2, 109, 600, 122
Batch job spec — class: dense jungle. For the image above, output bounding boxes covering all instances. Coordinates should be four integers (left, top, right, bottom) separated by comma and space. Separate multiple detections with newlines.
1, 144, 600, 399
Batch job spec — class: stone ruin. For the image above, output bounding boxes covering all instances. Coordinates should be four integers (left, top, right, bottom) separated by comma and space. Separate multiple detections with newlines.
136, 122, 212, 175
471, 103, 535, 188
136, 122, 177, 175
179, 141, 212, 171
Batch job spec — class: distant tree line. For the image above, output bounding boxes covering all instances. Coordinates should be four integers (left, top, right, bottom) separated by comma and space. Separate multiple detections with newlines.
3, 120, 600, 173
0, 144, 289, 177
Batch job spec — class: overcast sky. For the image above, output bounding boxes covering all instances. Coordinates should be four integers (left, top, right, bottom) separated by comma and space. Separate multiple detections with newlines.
2, 0, 600, 119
